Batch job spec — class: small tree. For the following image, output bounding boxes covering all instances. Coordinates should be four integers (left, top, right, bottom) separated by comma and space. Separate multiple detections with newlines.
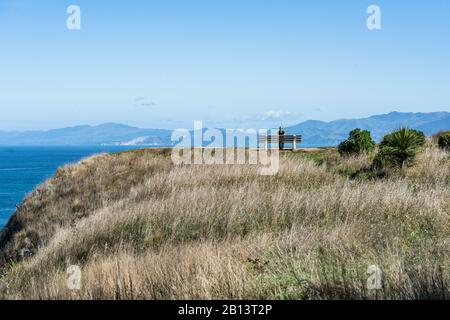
375, 128, 426, 170
437, 131, 450, 150
338, 128, 376, 155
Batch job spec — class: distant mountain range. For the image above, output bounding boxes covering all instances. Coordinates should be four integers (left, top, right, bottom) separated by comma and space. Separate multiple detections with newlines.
0, 112, 448, 147
286, 111, 450, 147
0, 123, 173, 147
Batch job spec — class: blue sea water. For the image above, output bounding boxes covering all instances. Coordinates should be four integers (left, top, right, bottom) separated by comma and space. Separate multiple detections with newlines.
0, 146, 145, 229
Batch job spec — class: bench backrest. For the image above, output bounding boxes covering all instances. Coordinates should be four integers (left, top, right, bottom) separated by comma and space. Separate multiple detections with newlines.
258, 135, 302, 143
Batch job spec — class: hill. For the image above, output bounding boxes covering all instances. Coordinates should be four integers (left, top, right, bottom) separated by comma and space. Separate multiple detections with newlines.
286, 111, 450, 147
0, 123, 173, 146
0, 112, 449, 147
0, 146, 448, 299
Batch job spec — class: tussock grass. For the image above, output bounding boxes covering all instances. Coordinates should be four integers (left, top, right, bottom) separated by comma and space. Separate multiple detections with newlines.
0, 147, 448, 299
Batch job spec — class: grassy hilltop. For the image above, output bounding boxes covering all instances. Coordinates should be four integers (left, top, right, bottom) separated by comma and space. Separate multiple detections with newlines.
0, 145, 449, 299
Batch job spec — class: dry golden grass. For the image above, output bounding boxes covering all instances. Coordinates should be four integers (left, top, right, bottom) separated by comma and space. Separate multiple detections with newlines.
0, 146, 448, 300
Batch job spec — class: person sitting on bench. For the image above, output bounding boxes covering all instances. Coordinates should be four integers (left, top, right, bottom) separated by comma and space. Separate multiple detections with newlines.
278, 126, 285, 150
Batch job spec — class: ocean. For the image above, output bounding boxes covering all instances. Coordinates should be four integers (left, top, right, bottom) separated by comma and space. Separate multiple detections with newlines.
0, 146, 145, 229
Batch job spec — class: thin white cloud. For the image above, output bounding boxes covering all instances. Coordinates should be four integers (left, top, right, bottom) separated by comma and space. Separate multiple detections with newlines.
134, 96, 157, 107
260, 110, 296, 121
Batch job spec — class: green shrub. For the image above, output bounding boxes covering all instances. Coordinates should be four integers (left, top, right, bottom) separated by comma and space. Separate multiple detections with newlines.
338, 129, 376, 155
374, 128, 426, 169
437, 131, 450, 150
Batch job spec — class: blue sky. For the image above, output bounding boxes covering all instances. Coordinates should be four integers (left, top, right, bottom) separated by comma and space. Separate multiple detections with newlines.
0, 0, 449, 130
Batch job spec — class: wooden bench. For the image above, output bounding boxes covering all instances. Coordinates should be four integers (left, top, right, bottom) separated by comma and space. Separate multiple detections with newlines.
258, 134, 302, 150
